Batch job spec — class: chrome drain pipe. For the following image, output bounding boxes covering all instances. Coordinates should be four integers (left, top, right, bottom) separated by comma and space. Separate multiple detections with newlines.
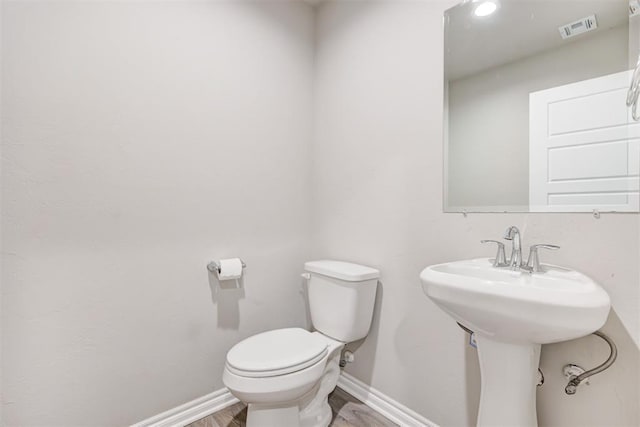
564, 330, 617, 395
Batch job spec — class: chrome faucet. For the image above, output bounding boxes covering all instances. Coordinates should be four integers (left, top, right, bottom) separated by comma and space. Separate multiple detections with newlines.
503, 226, 522, 270
482, 226, 560, 273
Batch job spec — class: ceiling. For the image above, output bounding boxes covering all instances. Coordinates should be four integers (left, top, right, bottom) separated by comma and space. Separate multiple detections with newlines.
445, 0, 629, 81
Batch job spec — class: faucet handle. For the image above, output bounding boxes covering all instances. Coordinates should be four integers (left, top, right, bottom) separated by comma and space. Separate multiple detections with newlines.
526, 244, 560, 273
481, 240, 507, 267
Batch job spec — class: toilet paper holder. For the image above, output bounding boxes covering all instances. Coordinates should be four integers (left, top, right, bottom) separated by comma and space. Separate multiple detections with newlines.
207, 259, 247, 275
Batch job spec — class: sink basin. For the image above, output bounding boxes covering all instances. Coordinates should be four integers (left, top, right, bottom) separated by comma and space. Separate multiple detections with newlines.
420, 258, 610, 344
420, 258, 611, 427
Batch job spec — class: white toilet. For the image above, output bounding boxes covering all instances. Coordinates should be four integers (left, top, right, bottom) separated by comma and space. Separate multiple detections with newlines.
222, 260, 379, 427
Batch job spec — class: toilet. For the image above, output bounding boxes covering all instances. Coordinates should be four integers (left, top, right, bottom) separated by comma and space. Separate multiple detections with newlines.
222, 260, 379, 427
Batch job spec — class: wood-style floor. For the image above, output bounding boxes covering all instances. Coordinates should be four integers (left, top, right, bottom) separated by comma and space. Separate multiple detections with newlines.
187, 387, 398, 427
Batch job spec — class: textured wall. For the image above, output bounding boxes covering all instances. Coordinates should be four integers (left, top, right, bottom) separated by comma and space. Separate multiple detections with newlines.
313, 1, 639, 426
1, 1, 314, 424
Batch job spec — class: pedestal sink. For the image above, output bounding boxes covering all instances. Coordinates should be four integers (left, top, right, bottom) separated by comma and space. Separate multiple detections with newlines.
420, 258, 610, 427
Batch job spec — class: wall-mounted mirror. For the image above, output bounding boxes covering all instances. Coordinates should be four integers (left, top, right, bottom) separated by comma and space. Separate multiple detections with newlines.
444, 0, 638, 212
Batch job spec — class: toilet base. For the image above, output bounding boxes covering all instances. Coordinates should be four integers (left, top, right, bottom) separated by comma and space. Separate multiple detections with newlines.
244, 388, 333, 427
242, 335, 343, 427
299, 345, 341, 427
247, 402, 301, 427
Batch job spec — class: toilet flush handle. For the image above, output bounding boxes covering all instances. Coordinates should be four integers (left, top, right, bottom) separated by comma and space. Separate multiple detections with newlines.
301, 273, 311, 280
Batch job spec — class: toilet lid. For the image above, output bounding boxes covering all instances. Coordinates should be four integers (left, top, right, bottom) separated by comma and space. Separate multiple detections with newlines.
226, 328, 328, 378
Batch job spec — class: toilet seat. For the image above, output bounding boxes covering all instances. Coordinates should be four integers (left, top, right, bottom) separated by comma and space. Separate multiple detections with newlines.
226, 328, 328, 378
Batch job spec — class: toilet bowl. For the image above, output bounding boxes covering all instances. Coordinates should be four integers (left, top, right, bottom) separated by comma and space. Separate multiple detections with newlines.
223, 328, 344, 427
222, 260, 379, 427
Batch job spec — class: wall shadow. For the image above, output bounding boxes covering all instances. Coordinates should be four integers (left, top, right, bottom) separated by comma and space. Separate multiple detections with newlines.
299, 275, 313, 330
342, 280, 383, 385
463, 328, 481, 426
207, 270, 245, 330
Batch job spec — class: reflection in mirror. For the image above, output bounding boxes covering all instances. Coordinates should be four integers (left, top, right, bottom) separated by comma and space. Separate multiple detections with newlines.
444, 0, 638, 213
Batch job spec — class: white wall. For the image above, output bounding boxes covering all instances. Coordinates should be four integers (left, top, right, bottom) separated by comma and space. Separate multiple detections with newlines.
2, 1, 639, 426
314, 1, 639, 426
447, 25, 628, 209
1, 1, 313, 425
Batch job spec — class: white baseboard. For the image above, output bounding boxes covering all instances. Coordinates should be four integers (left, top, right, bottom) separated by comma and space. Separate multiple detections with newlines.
131, 388, 239, 427
337, 372, 439, 427
132, 372, 438, 427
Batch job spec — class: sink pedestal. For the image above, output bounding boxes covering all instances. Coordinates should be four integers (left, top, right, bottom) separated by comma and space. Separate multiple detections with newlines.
475, 334, 541, 427
421, 258, 611, 427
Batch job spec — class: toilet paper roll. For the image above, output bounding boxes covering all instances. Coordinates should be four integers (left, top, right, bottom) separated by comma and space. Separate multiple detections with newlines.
218, 258, 243, 280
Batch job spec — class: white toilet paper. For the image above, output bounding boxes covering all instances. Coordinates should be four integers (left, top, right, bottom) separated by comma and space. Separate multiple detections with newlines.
218, 258, 244, 280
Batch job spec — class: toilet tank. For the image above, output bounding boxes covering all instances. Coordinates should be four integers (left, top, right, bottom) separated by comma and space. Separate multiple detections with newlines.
304, 260, 379, 343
